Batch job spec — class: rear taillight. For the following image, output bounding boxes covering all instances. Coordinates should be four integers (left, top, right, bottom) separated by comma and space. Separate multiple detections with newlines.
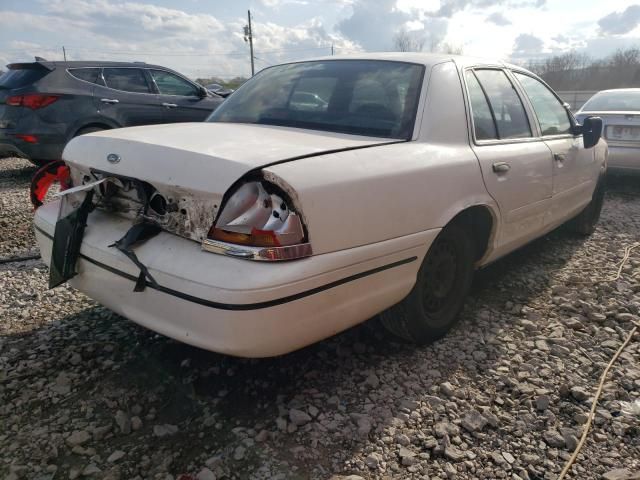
7, 94, 59, 109
202, 179, 312, 261
30, 160, 72, 209
14, 134, 38, 143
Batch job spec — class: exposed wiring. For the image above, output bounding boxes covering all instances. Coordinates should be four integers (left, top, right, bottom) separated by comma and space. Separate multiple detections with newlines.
556, 325, 638, 480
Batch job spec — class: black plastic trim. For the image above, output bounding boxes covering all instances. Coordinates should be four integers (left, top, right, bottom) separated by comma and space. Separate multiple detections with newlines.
35, 226, 417, 311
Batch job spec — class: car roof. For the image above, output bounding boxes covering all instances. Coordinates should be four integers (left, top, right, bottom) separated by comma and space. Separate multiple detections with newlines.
8, 60, 168, 70
300, 52, 522, 70
594, 88, 640, 94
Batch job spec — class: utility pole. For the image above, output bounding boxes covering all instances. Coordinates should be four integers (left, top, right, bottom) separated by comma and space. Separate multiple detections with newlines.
62, 46, 67, 61
244, 10, 255, 76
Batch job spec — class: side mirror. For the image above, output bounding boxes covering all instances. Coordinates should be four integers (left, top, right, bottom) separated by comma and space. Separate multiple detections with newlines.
582, 116, 603, 149
197, 86, 208, 98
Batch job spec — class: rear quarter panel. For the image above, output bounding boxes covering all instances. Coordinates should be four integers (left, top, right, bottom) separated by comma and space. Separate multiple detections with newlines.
265, 141, 496, 256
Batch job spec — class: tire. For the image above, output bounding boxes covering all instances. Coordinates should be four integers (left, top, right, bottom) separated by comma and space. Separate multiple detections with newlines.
380, 221, 475, 344
568, 176, 605, 236
74, 126, 105, 137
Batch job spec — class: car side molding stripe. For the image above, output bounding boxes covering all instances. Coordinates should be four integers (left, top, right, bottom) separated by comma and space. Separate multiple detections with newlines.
35, 226, 417, 311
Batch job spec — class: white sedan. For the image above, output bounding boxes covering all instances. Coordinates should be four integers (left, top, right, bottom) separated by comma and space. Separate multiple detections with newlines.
33, 53, 607, 357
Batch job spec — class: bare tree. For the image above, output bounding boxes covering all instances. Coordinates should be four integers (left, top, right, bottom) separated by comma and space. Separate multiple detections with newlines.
437, 42, 464, 55
393, 28, 425, 52
526, 46, 640, 90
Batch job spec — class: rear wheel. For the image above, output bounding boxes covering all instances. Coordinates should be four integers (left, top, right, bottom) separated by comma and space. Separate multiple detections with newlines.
568, 176, 605, 236
380, 222, 475, 344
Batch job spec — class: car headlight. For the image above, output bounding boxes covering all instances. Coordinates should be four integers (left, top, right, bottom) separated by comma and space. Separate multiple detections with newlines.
202, 180, 312, 261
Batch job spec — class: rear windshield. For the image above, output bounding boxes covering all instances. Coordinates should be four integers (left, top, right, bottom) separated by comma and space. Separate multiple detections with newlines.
0, 67, 49, 89
582, 91, 640, 112
208, 60, 425, 139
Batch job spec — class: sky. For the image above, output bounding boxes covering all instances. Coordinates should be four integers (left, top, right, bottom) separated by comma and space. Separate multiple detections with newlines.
0, 0, 639, 80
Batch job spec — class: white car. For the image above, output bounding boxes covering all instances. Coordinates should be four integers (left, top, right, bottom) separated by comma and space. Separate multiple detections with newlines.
576, 88, 639, 174
33, 53, 607, 357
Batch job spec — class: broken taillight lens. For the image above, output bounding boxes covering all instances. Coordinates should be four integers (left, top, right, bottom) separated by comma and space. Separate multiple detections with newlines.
30, 160, 72, 208
208, 181, 307, 249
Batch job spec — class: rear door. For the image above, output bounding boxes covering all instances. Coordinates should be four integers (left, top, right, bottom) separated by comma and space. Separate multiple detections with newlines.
147, 69, 221, 122
93, 67, 165, 126
512, 72, 596, 223
465, 68, 553, 251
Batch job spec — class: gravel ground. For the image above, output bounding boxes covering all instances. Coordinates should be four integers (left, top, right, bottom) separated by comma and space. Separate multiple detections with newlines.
1, 157, 639, 480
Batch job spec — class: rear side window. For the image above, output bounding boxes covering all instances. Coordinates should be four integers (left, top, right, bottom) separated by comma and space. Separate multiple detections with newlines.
514, 73, 572, 136
473, 69, 532, 139
150, 70, 198, 96
103, 68, 151, 94
465, 71, 497, 140
0, 67, 48, 89
68, 68, 104, 85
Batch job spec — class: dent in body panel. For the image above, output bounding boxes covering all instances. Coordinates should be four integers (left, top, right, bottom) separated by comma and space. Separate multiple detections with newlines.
68, 165, 219, 242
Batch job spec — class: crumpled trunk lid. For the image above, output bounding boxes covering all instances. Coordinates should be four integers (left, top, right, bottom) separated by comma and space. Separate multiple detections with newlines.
62, 122, 394, 242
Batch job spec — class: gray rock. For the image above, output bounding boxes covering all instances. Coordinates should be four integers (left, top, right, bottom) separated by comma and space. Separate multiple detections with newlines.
461, 409, 488, 432
289, 408, 312, 426
365, 452, 382, 469
502, 451, 516, 464
440, 381, 456, 397
233, 445, 246, 460
107, 450, 125, 463
602, 469, 639, 480
153, 424, 178, 437
399, 447, 417, 466
81, 464, 101, 476
66, 430, 91, 447
570, 386, 590, 402
444, 446, 466, 462
114, 410, 131, 435
536, 395, 551, 411
196, 468, 216, 480
543, 429, 565, 448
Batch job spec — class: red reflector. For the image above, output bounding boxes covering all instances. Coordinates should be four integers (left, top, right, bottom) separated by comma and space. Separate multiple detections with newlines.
30, 160, 72, 209
6, 94, 59, 109
14, 134, 38, 144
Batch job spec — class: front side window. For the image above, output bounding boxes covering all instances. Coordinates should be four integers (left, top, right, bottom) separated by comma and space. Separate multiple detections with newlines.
514, 73, 571, 136
465, 71, 497, 140
103, 68, 151, 94
150, 70, 198, 96
208, 60, 424, 139
473, 69, 532, 139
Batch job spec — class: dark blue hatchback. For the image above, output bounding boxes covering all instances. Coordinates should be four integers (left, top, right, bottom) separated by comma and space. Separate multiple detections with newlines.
0, 60, 223, 165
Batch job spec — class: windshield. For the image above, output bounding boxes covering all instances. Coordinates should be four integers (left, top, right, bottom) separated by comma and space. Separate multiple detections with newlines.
208, 60, 425, 139
582, 90, 640, 112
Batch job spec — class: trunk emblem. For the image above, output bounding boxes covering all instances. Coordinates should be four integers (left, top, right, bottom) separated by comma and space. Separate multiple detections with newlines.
107, 153, 121, 164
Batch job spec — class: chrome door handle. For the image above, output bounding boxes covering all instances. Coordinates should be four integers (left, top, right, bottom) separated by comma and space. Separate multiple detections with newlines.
100, 98, 119, 104
162, 103, 178, 108
554, 153, 566, 162
492, 162, 511, 173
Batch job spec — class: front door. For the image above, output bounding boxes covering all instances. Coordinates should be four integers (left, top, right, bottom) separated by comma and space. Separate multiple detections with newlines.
147, 69, 221, 123
465, 68, 553, 252
512, 72, 596, 223
93, 67, 165, 127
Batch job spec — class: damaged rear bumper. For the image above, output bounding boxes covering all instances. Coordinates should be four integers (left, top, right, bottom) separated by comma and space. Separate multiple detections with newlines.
34, 200, 437, 357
